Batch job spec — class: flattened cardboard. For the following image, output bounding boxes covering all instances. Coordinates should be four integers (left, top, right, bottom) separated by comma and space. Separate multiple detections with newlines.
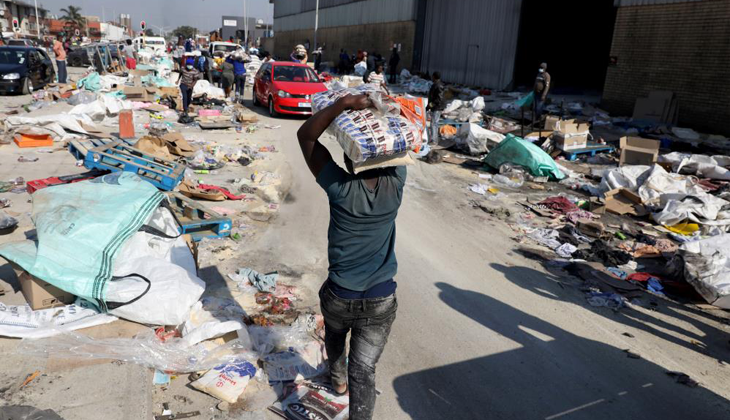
179, 181, 226, 201
19, 271, 76, 310
123, 86, 158, 102
619, 136, 659, 166
162, 132, 197, 157
604, 188, 643, 216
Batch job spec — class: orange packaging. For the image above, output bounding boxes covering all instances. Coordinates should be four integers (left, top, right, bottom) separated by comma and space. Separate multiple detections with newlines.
14, 133, 54, 148
395, 96, 427, 136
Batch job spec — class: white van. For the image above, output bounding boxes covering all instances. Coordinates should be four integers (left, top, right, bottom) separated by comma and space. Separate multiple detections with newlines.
133, 37, 167, 52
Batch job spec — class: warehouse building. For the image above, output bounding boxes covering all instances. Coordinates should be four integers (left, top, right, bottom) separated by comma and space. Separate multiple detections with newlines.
270, 0, 617, 91
603, 0, 729, 135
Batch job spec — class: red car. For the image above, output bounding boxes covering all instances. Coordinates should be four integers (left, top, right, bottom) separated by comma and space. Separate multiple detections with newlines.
252, 61, 328, 117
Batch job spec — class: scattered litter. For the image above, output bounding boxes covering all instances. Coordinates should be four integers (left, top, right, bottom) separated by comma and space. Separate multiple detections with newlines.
229, 268, 279, 293
666, 371, 699, 387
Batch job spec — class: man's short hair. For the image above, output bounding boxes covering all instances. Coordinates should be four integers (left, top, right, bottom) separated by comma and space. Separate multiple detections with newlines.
126, 39, 132, 45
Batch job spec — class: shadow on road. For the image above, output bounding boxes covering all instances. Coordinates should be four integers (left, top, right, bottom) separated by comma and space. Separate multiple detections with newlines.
490, 262, 730, 363
392, 281, 730, 420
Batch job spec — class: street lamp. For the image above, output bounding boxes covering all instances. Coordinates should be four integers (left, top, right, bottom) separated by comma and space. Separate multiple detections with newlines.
313, 0, 319, 52
33, 0, 40, 39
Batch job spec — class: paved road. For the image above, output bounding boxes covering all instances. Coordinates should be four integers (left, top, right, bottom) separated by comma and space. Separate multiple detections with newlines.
245, 101, 730, 420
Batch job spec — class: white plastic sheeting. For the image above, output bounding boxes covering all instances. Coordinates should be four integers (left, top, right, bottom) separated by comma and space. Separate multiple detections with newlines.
4, 114, 92, 141
456, 123, 504, 155
659, 152, 730, 181
680, 234, 730, 309
193, 80, 226, 100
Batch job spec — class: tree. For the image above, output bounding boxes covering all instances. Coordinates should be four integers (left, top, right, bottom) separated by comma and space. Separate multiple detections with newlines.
144, 28, 156, 37
173, 25, 196, 40
60, 5, 85, 31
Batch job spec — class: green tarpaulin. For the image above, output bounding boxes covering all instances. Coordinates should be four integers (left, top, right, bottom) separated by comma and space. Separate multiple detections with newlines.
485, 134, 565, 180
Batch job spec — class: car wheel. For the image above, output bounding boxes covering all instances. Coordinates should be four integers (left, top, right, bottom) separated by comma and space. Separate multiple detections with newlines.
21, 77, 31, 95
268, 96, 278, 118
252, 88, 260, 106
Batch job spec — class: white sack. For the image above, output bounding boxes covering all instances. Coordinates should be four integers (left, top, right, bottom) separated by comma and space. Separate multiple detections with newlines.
659, 152, 730, 181
443, 100, 464, 114
599, 165, 652, 193
680, 234, 730, 309
637, 164, 705, 205
652, 194, 729, 226
456, 123, 504, 155
106, 207, 205, 325
471, 96, 486, 112
5, 114, 92, 141
193, 80, 225, 99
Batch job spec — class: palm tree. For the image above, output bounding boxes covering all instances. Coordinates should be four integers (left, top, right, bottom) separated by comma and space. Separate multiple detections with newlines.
60, 5, 85, 34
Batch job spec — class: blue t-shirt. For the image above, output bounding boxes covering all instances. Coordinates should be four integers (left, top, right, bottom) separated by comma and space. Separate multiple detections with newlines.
316, 161, 406, 291
232, 60, 246, 76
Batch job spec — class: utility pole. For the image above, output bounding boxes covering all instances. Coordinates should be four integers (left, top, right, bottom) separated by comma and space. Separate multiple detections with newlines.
243, 0, 248, 47
313, 0, 319, 52
33, 0, 40, 39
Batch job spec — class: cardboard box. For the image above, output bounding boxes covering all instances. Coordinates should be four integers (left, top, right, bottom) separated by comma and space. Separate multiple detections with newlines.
544, 116, 561, 131
619, 136, 660, 166
123, 86, 158, 102
604, 188, 643, 216
553, 133, 587, 151
19, 271, 76, 310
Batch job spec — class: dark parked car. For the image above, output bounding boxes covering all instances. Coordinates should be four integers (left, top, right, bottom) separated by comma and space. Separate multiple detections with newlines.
0, 46, 55, 95
67, 46, 92, 67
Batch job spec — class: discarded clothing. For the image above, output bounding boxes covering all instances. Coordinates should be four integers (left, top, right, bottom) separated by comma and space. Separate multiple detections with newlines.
230, 268, 278, 293
607, 267, 628, 280
566, 210, 596, 224
572, 240, 632, 266
538, 196, 578, 215
558, 225, 593, 246
555, 243, 577, 258
586, 292, 624, 309
528, 228, 562, 250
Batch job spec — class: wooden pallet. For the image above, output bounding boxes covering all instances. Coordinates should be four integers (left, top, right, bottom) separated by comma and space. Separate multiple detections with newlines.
165, 192, 232, 241
83, 141, 185, 191
562, 144, 615, 161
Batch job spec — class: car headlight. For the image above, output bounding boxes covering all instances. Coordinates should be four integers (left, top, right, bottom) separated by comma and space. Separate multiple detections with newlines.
277, 90, 291, 98
2, 73, 20, 80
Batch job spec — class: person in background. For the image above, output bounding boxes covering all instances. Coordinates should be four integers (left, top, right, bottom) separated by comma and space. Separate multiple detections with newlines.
53, 36, 67, 84
366, 64, 389, 95
338, 49, 349, 75
366, 51, 376, 72
290, 44, 308, 64
196, 50, 212, 84
313, 47, 323, 72
388, 47, 400, 84
427, 71, 445, 146
297, 93, 406, 420
179, 57, 201, 115
221, 53, 235, 98
123, 39, 137, 70
184, 38, 192, 53
533, 62, 551, 121
262, 51, 273, 63
232, 53, 247, 102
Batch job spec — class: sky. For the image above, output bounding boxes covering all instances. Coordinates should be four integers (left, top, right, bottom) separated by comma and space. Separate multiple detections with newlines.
38, 0, 274, 33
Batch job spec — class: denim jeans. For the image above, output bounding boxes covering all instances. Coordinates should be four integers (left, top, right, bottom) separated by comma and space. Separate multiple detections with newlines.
234, 74, 246, 97
180, 84, 193, 113
429, 110, 441, 145
56, 60, 67, 84
534, 94, 544, 120
319, 282, 397, 420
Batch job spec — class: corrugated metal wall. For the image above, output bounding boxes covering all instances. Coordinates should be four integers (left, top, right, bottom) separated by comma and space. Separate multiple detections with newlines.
614, 0, 703, 6
274, 0, 303, 18
274, 0, 417, 31
420, 0, 523, 89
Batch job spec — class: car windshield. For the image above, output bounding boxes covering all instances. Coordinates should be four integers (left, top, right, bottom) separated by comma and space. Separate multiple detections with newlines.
8, 40, 29, 46
273, 66, 320, 83
214, 44, 239, 53
0, 49, 27, 65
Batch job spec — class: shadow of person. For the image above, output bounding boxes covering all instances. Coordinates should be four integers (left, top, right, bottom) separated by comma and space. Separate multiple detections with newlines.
392, 282, 730, 420
490, 261, 730, 363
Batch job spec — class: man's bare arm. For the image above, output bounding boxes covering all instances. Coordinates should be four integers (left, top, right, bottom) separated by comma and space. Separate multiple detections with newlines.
297, 94, 372, 178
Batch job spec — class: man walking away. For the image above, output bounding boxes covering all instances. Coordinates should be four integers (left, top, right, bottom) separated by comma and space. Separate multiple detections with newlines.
221, 53, 235, 98
53, 36, 67, 84
388, 48, 400, 84
338, 49, 349, 75
232, 53, 247, 102
297, 94, 405, 420
123, 39, 137, 70
533, 62, 551, 121
427, 71, 445, 145
179, 58, 201, 115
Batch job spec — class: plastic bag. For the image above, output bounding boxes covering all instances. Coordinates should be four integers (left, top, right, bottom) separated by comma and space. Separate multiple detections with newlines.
456, 123, 504, 155
77, 72, 102, 91
263, 340, 327, 382
354, 61, 367, 76
0, 210, 18, 231
443, 100, 463, 114
191, 358, 257, 403
67, 91, 97, 106
471, 96, 485, 112
18, 329, 258, 373
247, 324, 312, 356
180, 297, 247, 347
